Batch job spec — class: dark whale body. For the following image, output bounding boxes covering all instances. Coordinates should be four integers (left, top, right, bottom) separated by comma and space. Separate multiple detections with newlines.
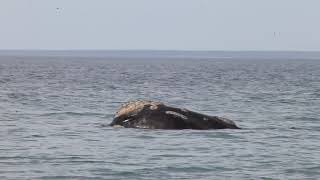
110, 101, 240, 130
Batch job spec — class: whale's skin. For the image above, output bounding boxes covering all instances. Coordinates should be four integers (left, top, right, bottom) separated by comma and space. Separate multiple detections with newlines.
110, 101, 240, 130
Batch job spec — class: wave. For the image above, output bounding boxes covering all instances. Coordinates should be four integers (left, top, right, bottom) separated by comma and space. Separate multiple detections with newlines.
37, 111, 106, 117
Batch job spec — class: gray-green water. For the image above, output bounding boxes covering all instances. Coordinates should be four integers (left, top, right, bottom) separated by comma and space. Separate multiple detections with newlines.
1, 51, 320, 179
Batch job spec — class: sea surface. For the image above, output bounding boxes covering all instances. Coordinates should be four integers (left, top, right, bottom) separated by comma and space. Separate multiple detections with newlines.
0, 51, 319, 179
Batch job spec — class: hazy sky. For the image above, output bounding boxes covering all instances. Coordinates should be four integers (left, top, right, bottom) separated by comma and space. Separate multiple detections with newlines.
1, 0, 320, 51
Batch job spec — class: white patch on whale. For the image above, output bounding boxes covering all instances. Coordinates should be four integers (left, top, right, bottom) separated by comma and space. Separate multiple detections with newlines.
165, 111, 188, 120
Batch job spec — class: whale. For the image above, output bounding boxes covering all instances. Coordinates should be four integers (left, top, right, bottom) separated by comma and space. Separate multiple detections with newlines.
110, 100, 240, 130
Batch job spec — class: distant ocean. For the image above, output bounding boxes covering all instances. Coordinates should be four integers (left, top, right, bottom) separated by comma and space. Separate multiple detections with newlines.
1, 51, 319, 179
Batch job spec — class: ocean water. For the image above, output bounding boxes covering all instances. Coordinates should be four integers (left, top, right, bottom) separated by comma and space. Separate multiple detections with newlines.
0, 51, 320, 179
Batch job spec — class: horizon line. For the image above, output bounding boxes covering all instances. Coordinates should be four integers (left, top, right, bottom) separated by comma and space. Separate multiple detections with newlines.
1, 49, 320, 53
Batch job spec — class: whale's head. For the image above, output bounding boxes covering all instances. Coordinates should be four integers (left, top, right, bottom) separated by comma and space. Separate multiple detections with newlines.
110, 100, 163, 128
